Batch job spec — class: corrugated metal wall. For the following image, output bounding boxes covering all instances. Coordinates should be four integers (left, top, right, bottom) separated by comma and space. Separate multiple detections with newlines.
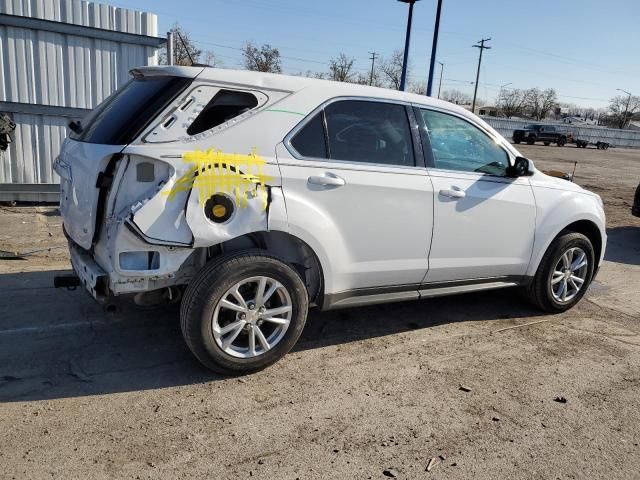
0, 0, 160, 197
483, 117, 640, 149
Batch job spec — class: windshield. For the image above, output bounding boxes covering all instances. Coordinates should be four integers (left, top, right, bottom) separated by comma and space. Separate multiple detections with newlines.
69, 75, 191, 145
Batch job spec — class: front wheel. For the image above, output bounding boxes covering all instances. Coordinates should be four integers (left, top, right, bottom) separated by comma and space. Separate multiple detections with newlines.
526, 232, 595, 312
180, 251, 309, 374
557, 137, 566, 146
527, 136, 536, 145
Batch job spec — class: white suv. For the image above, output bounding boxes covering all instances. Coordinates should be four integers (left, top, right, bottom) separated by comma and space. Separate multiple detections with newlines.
54, 66, 606, 374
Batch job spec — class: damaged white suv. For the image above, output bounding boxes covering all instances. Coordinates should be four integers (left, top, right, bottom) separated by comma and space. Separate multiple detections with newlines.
54, 66, 606, 374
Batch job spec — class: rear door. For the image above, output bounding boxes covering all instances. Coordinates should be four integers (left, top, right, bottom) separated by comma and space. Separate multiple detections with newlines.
278, 99, 434, 294
415, 107, 536, 284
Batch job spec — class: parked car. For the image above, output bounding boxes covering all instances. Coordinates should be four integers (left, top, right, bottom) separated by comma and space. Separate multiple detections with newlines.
633, 182, 640, 217
513, 124, 569, 146
54, 67, 607, 374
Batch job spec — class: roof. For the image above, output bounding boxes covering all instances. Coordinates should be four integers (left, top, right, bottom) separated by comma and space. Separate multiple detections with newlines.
135, 65, 474, 119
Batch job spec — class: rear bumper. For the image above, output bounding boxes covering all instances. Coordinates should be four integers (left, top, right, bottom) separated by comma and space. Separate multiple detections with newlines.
68, 241, 110, 302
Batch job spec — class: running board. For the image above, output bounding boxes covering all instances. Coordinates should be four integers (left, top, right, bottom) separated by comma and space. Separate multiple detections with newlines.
322, 277, 522, 310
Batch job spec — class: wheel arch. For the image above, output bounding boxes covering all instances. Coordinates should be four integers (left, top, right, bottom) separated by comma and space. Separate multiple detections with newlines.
528, 217, 605, 280
213, 230, 326, 307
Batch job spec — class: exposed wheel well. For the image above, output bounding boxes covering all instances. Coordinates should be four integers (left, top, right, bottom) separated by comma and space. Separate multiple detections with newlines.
561, 220, 603, 275
212, 231, 324, 307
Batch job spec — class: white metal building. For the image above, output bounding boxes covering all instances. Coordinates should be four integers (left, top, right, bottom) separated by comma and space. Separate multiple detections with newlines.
0, 0, 163, 201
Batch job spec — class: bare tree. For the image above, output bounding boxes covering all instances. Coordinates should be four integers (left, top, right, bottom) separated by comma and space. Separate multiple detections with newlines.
408, 80, 427, 95
160, 24, 202, 65
242, 42, 282, 73
609, 94, 640, 129
379, 50, 405, 90
539, 88, 558, 120
328, 53, 355, 82
524, 88, 557, 120
201, 51, 219, 67
441, 89, 471, 105
524, 88, 542, 119
497, 88, 526, 118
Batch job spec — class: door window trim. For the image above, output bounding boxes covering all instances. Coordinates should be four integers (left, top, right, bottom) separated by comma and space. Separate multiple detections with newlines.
413, 104, 516, 178
284, 96, 424, 170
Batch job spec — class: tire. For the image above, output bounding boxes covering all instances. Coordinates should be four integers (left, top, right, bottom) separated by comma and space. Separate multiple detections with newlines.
544, 142, 551, 146
514, 140, 521, 144
557, 137, 566, 146
526, 232, 595, 313
527, 136, 536, 145
181, 251, 309, 375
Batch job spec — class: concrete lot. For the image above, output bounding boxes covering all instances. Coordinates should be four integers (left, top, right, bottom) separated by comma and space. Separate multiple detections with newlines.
0, 144, 639, 479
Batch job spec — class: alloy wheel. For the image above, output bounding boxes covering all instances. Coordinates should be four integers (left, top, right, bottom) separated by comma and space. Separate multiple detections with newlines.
550, 247, 588, 303
212, 276, 293, 358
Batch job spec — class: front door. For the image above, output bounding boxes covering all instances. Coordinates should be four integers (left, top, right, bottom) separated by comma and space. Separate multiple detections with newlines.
416, 107, 536, 284
277, 99, 434, 295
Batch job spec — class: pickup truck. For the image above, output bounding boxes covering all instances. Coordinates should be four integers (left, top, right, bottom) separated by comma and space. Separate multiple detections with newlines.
513, 124, 569, 146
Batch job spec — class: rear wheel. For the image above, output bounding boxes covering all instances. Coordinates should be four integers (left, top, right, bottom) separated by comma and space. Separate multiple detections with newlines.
514, 139, 521, 144
527, 136, 536, 145
557, 137, 566, 146
526, 232, 594, 312
544, 142, 551, 146
181, 251, 309, 374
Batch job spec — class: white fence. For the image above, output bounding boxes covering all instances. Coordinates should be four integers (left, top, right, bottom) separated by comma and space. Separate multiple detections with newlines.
482, 117, 640, 149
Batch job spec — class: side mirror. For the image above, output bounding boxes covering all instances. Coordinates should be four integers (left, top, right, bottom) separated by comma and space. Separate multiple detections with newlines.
507, 156, 533, 178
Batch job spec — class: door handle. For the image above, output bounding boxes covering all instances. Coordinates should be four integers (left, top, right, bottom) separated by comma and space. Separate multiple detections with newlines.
439, 187, 466, 199
308, 173, 346, 187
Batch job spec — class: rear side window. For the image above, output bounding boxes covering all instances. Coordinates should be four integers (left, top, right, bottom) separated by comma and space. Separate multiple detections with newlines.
187, 90, 259, 136
324, 100, 415, 167
290, 112, 327, 159
70, 76, 190, 145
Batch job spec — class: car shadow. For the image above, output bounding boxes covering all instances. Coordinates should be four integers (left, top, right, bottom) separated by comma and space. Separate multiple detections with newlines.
0, 269, 543, 403
604, 226, 640, 266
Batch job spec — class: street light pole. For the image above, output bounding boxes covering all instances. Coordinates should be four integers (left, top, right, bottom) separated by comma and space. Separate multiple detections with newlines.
398, 0, 420, 91
426, 0, 443, 96
617, 88, 633, 129
437, 61, 444, 99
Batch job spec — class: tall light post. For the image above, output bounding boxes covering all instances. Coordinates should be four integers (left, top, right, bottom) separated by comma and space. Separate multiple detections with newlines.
437, 61, 444, 99
398, 0, 420, 91
617, 88, 633, 129
426, 0, 443, 96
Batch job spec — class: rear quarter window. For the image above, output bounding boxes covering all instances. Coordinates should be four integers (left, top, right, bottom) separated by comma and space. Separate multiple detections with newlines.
70, 76, 191, 145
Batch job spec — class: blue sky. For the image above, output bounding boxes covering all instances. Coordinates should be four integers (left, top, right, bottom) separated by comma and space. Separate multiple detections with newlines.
113, 0, 639, 107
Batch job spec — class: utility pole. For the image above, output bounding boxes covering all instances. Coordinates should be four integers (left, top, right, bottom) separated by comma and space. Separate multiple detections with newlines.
398, 0, 420, 91
368, 52, 378, 86
617, 88, 632, 129
426, 0, 443, 96
437, 61, 444, 99
471, 37, 491, 113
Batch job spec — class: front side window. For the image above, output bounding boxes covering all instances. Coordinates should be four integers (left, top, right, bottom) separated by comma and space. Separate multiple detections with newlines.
420, 109, 509, 176
324, 100, 415, 167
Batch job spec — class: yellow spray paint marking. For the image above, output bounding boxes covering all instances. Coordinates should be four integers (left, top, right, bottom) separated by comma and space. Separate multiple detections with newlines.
163, 148, 273, 210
